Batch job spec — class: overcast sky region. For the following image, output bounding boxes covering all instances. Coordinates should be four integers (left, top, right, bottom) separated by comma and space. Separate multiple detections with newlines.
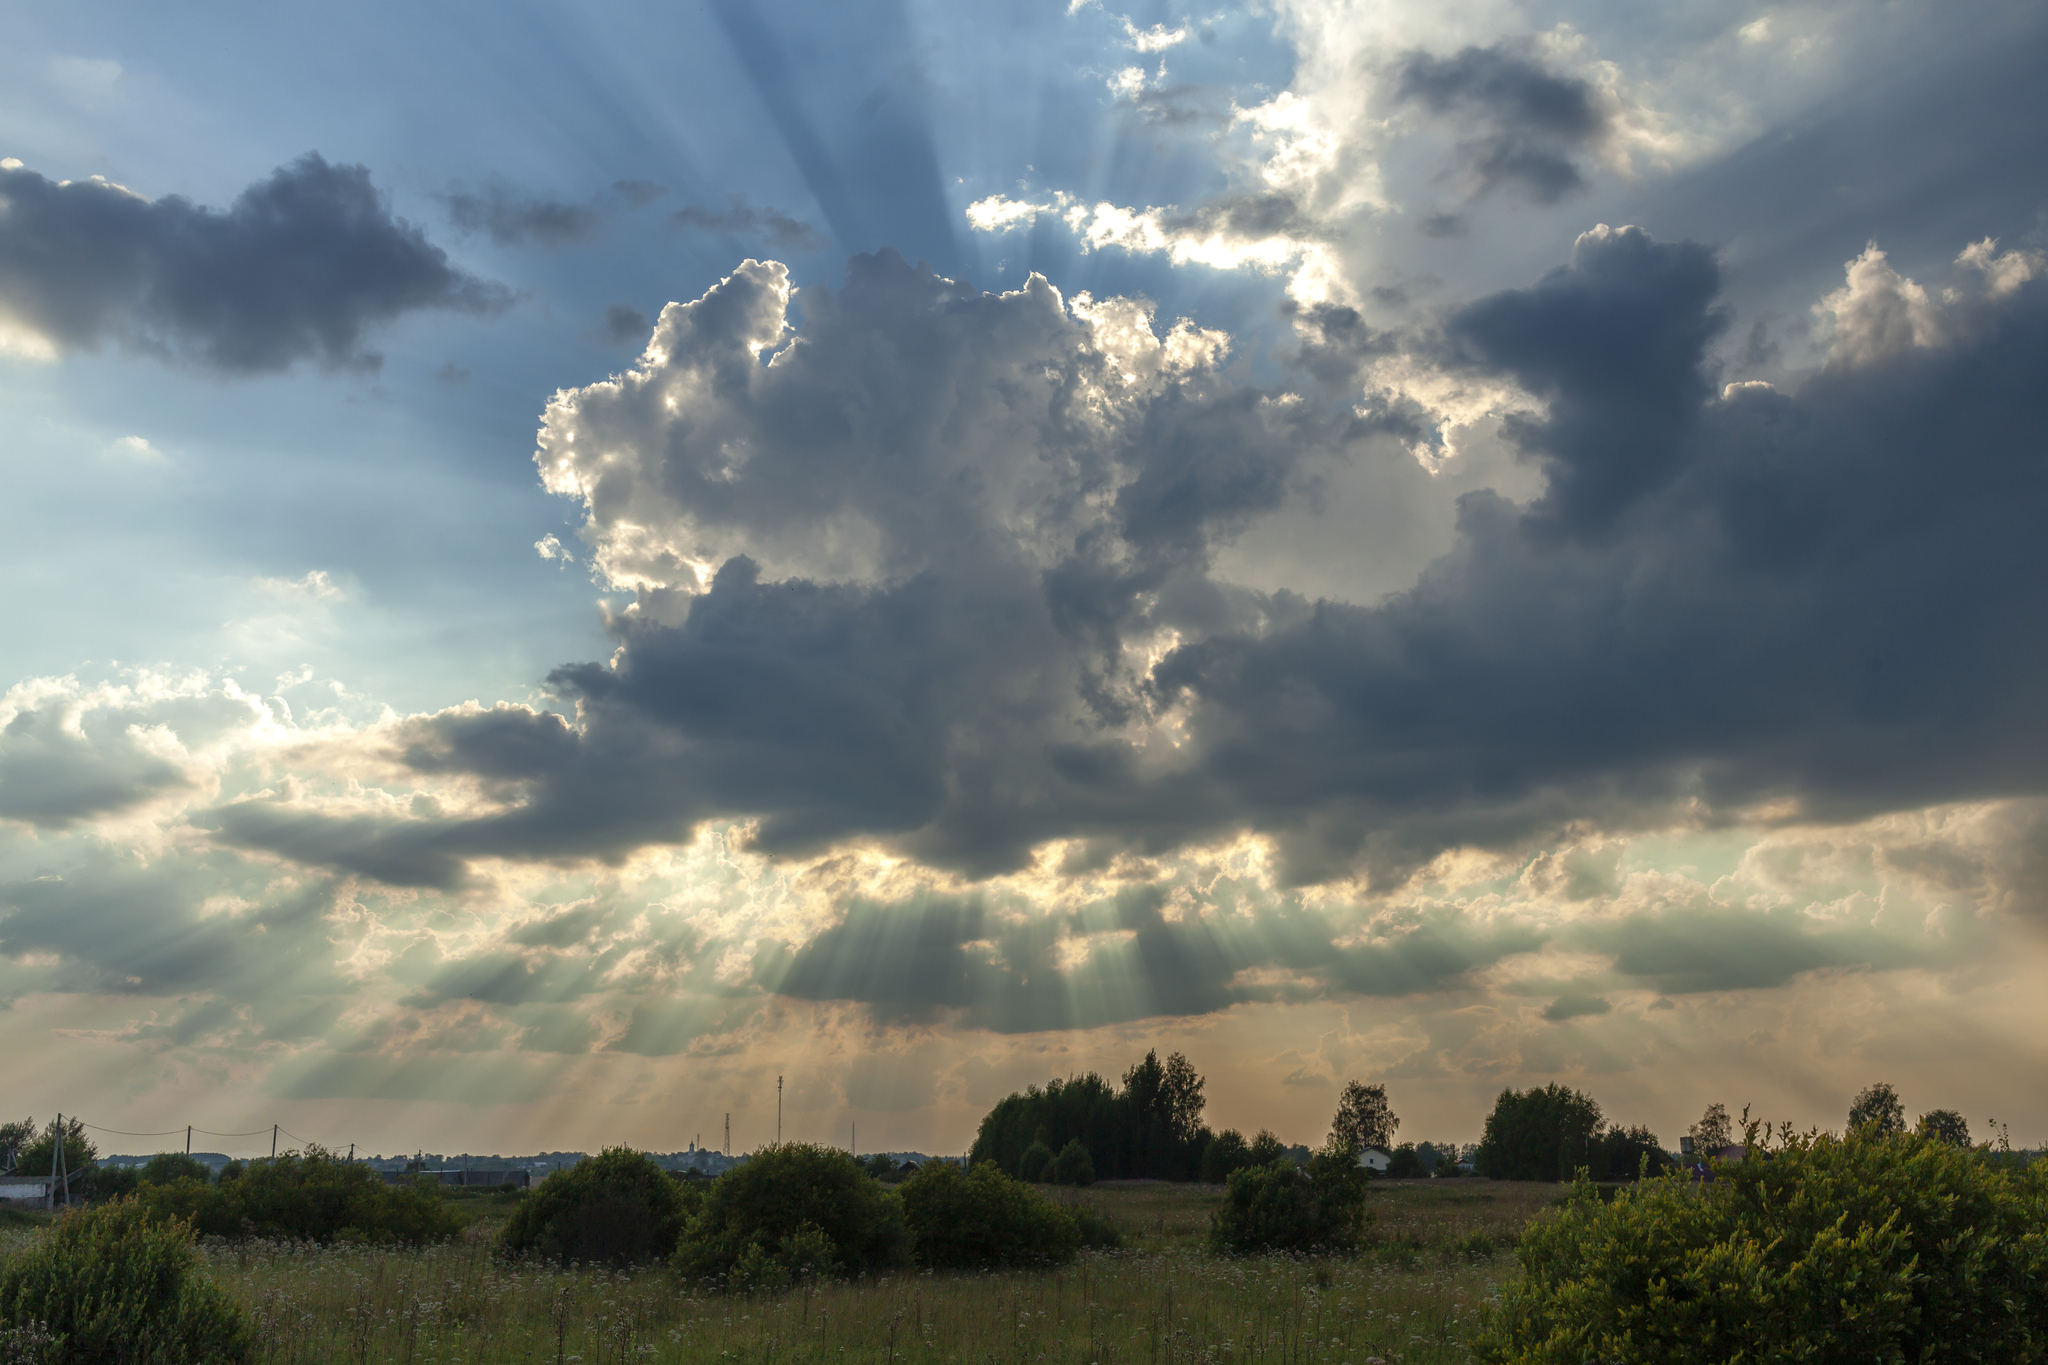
4, 0, 2048, 1161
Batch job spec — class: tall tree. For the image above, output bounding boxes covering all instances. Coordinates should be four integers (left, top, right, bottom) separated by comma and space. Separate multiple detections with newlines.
1848, 1082, 1906, 1136
1329, 1081, 1399, 1153
1688, 1102, 1732, 1153
1474, 1084, 1602, 1181
1917, 1109, 1971, 1146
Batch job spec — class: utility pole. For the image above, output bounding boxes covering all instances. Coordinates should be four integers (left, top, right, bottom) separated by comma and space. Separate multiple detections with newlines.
777, 1075, 783, 1146
724, 1113, 730, 1157
53, 1114, 67, 1210
271, 1124, 278, 1160
186, 1125, 192, 1156
852, 1122, 856, 1157
347, 1143, 354, 1164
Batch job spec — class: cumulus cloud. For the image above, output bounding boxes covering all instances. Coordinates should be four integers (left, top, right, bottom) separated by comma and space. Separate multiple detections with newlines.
0, 155, 509, 372
186, 225, 2048, 914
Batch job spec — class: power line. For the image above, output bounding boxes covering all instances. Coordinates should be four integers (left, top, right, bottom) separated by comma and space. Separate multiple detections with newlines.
76, 1123, 187, 1138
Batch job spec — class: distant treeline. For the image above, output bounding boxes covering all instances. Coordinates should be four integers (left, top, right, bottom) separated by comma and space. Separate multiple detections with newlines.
971, 1058, 1676, 1187
971, 1051, 1211, 1181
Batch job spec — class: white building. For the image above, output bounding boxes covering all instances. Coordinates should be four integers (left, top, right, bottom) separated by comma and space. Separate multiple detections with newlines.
1357, 1146, 1391, 1173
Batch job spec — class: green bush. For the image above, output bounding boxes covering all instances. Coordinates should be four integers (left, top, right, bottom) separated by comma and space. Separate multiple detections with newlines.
136, 1146, 459, 1245
140, 1155, 211, 1187
899, 1162, 1093, 1268
497, 1148, 690, 1266
1208, 1145, 1371, 1256
1477, 1127, 2048, 1363
674, 1144, 904, 1288
1049, 1139, 1095, 1186
0, 1198, 252, 1365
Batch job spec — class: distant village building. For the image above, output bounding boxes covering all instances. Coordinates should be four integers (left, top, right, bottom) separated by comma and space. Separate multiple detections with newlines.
1356, 1146, 1391, 1173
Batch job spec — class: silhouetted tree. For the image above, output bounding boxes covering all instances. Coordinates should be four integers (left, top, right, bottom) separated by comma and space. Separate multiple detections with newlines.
1917, 1109, 1971, 1146
1688, 1102, 1732, 1153
1849, 1082, 1906, 1135
1475, 1084, 1603, 1181
1329, 1081, 1399, 1154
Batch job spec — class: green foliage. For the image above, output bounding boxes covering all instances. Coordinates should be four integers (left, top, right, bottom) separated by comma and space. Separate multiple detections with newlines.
136, 1146, 460, 1245
0, 1198, 253, 1365
898, 1162, 1090, 1268
76, 1167, 138, 1204
141, 1154, 211, 1187
1475, 1085, 1604, 1181
1017, 1140, 1053, 1183
1477, 1126, 2048, 1363
1848, 1080, 1906, 1135
1918, 1107, 1971, 1146
1246, 1130, 1287, 1166
1200, 1129, 1250, 1183
215, 1162, 243, 1184
1594, 1124, 1672, 1182
674, 1144, 905, 1288
1208, 1145, 1371, 1256
860, 1153, 898, 1180
1049, 1139, 1095, 1186
10, 1120, 94, 1183
1386, 1144, 1427, 1179
1329, 1081, 1398, 1154
496, 1147, 688, 1266
968, 1050, 1210, 1181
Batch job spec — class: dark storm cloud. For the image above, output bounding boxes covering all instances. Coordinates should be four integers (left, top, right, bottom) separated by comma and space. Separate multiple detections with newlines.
0, 155, 509, 372
1394, 43, 1606, 202
211, 230, 2048, 922
670, 195, 827, 252
1446, 225, 1724, 535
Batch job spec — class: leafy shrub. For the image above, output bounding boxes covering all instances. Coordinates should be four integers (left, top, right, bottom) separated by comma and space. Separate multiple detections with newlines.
898, 1162, 1091, 1268
497, 1148, 690, 1266
1208, 1145, 1371, 1256
1477, 1127, 2048, 1363
1017, 1140, 1053, 1183
140, 1155, 211, 1187
674, 1144, 904, 1288
136, 1146, 459, 1245
0, 1198, 252, 1365
1049, 1139, 1095, 1186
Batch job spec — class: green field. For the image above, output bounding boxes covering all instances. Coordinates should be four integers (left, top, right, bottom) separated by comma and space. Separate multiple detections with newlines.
67, 1179, 1558, 1365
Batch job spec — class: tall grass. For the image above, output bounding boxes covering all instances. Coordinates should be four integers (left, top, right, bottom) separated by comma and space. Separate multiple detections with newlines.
9, 1182, 1560, 1365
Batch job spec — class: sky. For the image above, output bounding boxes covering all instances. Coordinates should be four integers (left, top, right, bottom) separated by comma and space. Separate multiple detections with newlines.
4, 0, 2047, 1162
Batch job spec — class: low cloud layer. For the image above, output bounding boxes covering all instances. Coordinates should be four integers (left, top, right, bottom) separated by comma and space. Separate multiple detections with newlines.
0, 155, 507, 371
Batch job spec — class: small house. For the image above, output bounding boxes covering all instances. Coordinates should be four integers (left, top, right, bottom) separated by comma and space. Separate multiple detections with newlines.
1357, 1146, 1391, 1173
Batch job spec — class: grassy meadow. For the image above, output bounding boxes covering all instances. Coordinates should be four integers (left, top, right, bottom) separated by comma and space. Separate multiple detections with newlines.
3, 1179, 1558, 1365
